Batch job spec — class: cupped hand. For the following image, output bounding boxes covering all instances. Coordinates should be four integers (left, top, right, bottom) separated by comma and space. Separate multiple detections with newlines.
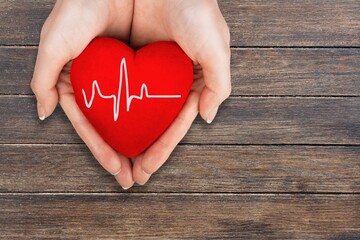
130, 0, 231, 185
31, 0, 135, 189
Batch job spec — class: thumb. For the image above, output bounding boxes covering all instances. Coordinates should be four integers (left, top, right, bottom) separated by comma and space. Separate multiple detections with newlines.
31, 39, 70, 120
198, 44, 231, 124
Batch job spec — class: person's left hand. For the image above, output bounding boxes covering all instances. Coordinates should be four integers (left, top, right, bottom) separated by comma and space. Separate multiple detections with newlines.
129, 0, 231, 185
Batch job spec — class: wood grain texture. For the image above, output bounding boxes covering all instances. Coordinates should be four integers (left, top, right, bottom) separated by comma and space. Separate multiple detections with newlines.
1, 0, 360, 238
0, 194, 359, 239
0, 47, 36, 95
0, 144, 359, 193
1, 0, 360, 46
0, 0, 53, 45
233, 48, 360, 96
1, 47, 360, 96
1, 96, 359, 144
220, 0, 360, 46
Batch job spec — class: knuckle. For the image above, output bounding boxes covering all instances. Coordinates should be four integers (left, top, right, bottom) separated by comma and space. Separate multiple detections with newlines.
90, 142, 113, 169
142, 165, 153, 176
157, 137, 171, 150
97, 151, 113, 168
174, 115, 187, 127
39, 39, 57, 57
30, 80, 41, 95
220, 87, 231, 102
71, 122, 82, 135
174, 114, 194, 131
224, 84, 232, 98
215, 79, 231, 100
39, 21, 49, 41
221, 41, 231, 60
39, 19, 54, 50
71, 117, 87, 133
224, 25, 231, 46
141, 157, 154, 175
39, 32, 71, 63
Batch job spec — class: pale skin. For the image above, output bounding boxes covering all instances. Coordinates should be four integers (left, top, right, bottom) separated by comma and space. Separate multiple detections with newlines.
31, 0, 231, 189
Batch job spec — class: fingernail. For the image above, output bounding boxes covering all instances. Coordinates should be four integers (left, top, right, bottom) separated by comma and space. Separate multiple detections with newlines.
110, 159, 121, 176
137, 169, 151, 186
121, 181, 134, 190
206, 106, 219, 124
113, 169, 121, 176
37, 102, 46, 121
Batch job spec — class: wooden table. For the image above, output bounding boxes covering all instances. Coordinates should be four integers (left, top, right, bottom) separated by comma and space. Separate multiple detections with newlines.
1, 0, 359, 239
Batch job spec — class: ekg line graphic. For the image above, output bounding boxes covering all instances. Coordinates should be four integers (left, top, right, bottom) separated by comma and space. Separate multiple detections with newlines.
82, 58, 182, 121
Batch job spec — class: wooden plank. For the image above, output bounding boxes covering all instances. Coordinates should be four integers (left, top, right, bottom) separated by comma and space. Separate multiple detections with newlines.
0, 194, 359, 239
233, 48, 360, 96
0, 47, 36, 95
1, 96, 359, 145
1, 47, 360, 96
220, 0, 360, 46
0, 0, 53, 45
1, 1, 360, 46
0, 144, 359, 193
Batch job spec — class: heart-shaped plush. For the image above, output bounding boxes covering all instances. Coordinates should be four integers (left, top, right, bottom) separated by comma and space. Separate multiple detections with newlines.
71, 37, 193, 157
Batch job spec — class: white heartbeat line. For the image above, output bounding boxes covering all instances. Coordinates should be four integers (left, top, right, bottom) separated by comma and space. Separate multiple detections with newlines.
82, 58, 182, 122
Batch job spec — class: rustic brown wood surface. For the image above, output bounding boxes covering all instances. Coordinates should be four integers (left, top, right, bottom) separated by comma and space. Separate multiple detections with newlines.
1, 0, 359, 46
0, 0, 359, 239
1, 145, 359, 193
0, 194, 359, 239
2, 96, 360, 144
1, 47, 360, 96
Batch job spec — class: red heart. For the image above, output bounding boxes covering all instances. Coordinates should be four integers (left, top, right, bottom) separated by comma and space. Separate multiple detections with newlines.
70, 37, 193, 157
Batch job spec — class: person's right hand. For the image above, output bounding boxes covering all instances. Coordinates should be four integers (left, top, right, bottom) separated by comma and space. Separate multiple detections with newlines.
31, 0, 135, 189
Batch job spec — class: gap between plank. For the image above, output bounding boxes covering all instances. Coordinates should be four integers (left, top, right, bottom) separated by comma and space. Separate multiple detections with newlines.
230, 46, 360, 49
1, 143, 360, 147
0, 192, 358, 196
0, 44, 360, 49
1, 94, 360, 98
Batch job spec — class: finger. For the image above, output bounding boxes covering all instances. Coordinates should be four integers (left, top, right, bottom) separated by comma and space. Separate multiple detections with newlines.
167, 1, 231, 124
197, 40, 231, 124
133, 91, 199, 185
31, 0, 105, 120
31, 3, 66, 120
31, 40, 69, 120
114, 154, 135, 190
59, 91, 134, 188
132, 153, 151, 185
